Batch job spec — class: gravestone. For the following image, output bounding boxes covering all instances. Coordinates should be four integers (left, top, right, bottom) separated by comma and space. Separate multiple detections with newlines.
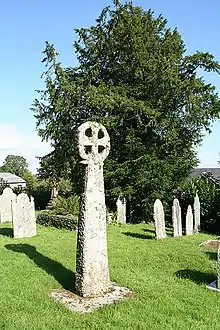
172, 198, 182, 237
116, 196, 126, 224
154, 199, 166, 239
194, 193, 200, 233
207, 243, 220, 291
0, 187, 16, 223
185, 205, 193, 235
12, 193, 36, 238
75, 121, 110, 297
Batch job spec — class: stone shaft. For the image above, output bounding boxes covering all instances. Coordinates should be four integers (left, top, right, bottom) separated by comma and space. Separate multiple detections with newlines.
194, 193, 200, 233
75, 163, 109, 297
116, 196, 126, 224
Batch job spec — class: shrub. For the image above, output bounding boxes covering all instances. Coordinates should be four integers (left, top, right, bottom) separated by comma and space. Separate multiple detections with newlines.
53, 195, 79, 217
36, 211, 77, 231
32, 179, 51, 210
180, 173, 220, 233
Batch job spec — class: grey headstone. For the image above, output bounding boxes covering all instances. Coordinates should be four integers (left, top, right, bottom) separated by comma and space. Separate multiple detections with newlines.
172, 198, 182, 237
12, 193, 36, 238
154, 199, 166, 239
186, 205, 193, 235
75, 121, 110, 297
0, 187, 16, 223
194, 193, 200, 233
116, 196, 126, 224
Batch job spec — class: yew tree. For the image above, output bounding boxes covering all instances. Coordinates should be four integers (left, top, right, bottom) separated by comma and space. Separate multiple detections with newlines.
32, 1, 220, 220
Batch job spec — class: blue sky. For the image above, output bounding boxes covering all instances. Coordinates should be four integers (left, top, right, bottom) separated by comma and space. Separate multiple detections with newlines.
0, 0, 219, 172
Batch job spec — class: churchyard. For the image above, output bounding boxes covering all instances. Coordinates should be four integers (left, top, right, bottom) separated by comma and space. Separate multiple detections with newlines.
0, 121, 220, 329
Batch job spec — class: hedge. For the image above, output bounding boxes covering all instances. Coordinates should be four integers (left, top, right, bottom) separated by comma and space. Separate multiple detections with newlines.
36, 211, 78, 231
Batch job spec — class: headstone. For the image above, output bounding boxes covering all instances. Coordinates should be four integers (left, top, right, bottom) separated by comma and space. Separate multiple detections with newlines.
185, 205, 193, 235
0, 187, 16, 223
12, 193, 37, 238
154, 199, 166, 239
116, 196, 126, 224
172, 198, 182, 237
194, 193, 200, 233
75, 121, 110, 297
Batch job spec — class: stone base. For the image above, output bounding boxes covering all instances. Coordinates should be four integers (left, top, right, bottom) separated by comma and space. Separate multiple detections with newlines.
50, 282, 135, 313
207, 280, 220, 292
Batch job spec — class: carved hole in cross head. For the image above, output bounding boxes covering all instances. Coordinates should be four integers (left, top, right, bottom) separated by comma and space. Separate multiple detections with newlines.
98, 129, 104, 139
85, 128, 92, 137
84, 146, 92, 154
98, 145, 105, 153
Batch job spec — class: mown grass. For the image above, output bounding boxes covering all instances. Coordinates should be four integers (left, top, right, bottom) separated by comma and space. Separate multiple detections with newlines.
0, 223, 220, 329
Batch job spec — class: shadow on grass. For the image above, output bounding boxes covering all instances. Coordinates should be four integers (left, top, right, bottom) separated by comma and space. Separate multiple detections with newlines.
0, 228, 13, 237
123, 232, 153, 240
142, 228, 155, 234
176, 269, 215, 285
5, 244, 75, 291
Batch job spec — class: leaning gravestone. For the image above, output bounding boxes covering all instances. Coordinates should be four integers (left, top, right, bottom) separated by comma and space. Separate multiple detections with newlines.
185, 205, 193, 235
172, 198, 182, 237
0, 187, 17, 223
154, 199, 166, 239
12, 193, 36, 238
116, 196, 126, 224
194, 193, 200, 233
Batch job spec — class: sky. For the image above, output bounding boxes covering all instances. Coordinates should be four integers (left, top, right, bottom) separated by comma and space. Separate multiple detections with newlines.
0, 0, 220, 173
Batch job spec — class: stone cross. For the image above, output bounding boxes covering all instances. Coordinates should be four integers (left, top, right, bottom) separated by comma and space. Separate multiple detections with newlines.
75, 121, 110, 297
172, 198, 182, 237
0, 187, 17, 223
12, 193, 36, 238
116, 196, 126, 224
154, 199, 166, 239
185, 205, 193, 235
194, 193, 200, 233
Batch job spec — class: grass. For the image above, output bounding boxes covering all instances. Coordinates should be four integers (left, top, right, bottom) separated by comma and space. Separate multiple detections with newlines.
0, 223, 220, 329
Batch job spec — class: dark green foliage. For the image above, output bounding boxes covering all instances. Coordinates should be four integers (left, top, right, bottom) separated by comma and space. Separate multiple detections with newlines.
32, 179, 51, 210
32, 1, 220, 220
180, 173, 220, 233
36, 211, 77, 231
0, 155, 28, 178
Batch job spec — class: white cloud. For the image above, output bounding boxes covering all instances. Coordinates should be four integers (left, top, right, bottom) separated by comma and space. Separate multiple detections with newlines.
0, 124, 52, 173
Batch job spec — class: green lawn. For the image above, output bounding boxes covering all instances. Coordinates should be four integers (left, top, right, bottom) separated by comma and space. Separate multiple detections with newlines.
0, 223, 220, 330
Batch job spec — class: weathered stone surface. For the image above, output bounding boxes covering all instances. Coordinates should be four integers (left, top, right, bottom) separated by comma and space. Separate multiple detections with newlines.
154, 199, 166, 239
12, 193, 36, 238
194, 193, 200, 233
75, 121, 110, 297
116, 196, 126, 224
172, 198, 182, 237
185, 205, 193, 235
0, 187, 16, 223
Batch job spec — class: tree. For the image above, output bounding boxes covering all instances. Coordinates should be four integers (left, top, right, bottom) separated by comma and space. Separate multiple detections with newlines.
0, 155, 29, 178
32, 1, 220, 221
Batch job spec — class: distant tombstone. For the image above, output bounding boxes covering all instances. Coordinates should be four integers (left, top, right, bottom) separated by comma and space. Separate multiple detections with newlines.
194, 193, 200, 233
154, 199, 166, 239
75, 121, 110, 297
116, 196, 126, 224
0, 187, 16, 223
172, 198, 182, 237
185, 205, 193, 235
12, 193, 36, 238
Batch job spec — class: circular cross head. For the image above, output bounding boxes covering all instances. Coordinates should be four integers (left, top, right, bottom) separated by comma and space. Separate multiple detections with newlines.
77, 121, 110, 165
